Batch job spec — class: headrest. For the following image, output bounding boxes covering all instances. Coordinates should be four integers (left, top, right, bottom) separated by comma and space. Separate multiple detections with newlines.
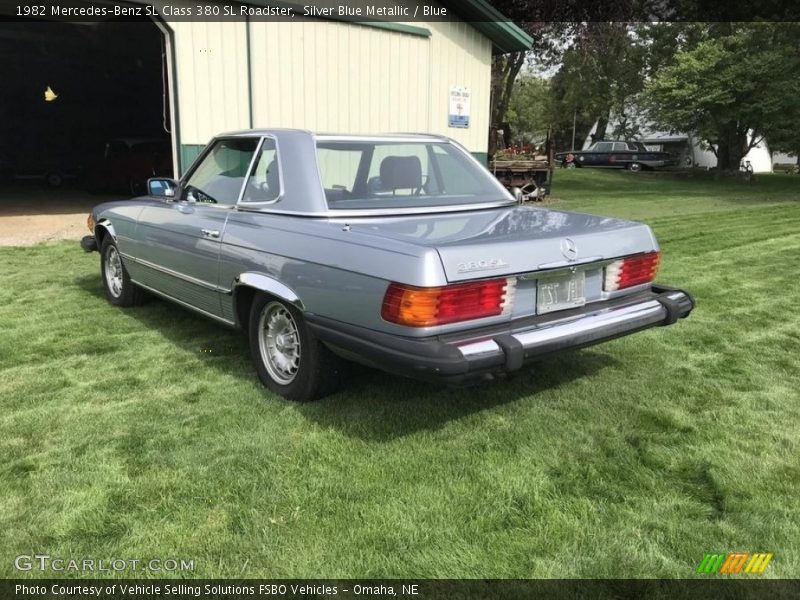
379, 155, 422, 190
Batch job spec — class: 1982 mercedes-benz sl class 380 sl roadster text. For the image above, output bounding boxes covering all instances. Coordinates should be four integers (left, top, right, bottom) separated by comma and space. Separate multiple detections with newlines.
81, 129, 694, 401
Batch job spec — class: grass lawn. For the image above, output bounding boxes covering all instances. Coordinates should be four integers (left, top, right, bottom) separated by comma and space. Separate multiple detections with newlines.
1, 170, 799, 579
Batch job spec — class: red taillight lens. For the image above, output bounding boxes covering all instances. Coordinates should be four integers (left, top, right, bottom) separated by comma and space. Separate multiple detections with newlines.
604, 251, 661, 291
381, 277, 515, 327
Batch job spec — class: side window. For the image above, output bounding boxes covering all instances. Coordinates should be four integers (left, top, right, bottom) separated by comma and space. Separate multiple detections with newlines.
182, 138, 258, 204
431, 145, 483, 195
367, 143, 430, 196
594, 142, 613, 152
613, 142, 628, 151
317, 147, 361, 201
241, 138, 282, 203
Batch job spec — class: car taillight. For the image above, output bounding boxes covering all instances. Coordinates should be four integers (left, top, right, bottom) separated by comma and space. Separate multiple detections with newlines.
381, 277, 516, 327
87, 214, 95, 233
604, 251, 661, 291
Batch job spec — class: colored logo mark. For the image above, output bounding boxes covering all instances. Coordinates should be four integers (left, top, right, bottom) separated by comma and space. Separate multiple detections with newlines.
696, 552, 773, 574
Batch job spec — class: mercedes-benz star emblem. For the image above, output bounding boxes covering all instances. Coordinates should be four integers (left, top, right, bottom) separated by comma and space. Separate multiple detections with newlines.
560, 238, 578, 261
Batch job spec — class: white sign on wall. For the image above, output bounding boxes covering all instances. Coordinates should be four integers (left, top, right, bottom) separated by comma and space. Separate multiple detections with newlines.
448, 87, 470, 128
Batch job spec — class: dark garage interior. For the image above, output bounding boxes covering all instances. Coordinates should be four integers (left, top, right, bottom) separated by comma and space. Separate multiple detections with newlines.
0, 17, 172, 196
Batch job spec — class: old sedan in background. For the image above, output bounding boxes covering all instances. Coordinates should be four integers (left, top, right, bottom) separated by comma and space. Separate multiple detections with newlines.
557, 140, 678, 171
81, 129, 693, 401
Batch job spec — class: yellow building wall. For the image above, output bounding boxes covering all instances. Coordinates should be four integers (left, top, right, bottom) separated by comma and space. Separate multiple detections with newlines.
160, 4, 493, 170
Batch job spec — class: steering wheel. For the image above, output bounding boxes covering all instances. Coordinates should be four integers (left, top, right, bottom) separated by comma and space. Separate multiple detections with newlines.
185, 185, 217, 204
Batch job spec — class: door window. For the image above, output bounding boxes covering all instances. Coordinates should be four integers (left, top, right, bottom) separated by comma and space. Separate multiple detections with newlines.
241, 138, 282, 203
182, 138, 258, 204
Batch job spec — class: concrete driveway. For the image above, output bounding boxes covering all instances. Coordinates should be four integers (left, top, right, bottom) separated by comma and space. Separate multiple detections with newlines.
0, 184, 118, 246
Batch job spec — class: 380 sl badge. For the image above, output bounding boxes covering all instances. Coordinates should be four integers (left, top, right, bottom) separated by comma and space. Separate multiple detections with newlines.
456, 258, 510, 273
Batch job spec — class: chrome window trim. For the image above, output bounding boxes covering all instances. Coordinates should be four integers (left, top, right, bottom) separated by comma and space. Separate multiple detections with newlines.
233, 200, 516, 218
236, 136, 266, 205
311, 135, 515, 214
235, 134, 286, 208
315, 134, 448, 143
181, 136, 263, 208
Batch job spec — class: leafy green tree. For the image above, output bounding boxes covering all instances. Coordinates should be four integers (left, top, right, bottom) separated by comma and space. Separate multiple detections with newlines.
642, 22, 800, 170
505, 74, 550, 146
540, 22, 647, 150
487, 22, 574, 156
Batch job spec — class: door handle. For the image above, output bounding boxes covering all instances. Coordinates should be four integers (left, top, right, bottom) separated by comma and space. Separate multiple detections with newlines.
201, 229, 220, 239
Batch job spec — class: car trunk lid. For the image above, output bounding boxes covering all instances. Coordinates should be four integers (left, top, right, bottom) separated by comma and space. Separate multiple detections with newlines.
344, 205, 658, 282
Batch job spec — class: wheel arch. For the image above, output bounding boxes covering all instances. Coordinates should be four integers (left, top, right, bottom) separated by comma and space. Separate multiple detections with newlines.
94, 219, 116, 248
232, 272, 305, 332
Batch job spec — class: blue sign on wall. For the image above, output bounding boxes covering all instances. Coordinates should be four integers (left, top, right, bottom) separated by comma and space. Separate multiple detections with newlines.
448, 87, 470, 129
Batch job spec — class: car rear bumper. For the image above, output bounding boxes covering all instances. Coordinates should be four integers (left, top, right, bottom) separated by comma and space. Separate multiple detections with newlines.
306, 284, 694, 384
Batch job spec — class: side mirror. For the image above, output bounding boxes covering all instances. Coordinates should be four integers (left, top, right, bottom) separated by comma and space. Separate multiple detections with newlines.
147, 177, 178, 198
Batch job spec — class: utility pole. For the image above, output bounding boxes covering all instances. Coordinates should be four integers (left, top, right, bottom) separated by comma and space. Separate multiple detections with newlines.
571, 109, 577, 151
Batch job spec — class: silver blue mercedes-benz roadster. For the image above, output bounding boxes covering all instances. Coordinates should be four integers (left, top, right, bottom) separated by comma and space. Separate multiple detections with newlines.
81, 129, 694, 401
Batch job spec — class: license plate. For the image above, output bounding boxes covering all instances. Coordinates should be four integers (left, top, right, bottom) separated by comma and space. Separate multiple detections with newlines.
536, 271, 586, 314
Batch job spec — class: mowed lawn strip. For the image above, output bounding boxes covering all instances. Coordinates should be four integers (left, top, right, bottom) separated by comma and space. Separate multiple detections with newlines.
0, 170, 798, 578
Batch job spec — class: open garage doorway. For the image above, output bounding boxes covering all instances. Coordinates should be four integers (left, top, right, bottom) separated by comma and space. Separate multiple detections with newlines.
0, 12, 175, 210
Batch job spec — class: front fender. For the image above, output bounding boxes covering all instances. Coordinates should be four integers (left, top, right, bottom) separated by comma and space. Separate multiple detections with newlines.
93, 218, 116, 245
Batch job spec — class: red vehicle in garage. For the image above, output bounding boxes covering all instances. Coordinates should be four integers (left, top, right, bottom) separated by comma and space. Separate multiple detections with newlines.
87, 137, 172, 196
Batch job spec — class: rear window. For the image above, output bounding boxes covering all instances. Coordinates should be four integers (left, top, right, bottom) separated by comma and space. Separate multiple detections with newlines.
316, 140, 510, 210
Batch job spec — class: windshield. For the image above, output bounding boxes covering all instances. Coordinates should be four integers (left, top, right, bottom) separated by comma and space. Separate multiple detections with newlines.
315, 140, 511, 210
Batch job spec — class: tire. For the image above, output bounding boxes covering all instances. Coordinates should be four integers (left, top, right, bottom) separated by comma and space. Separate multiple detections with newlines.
46, 172, 63, 187
249, 294, 343, 401
628, 162, 643, 172
100, 236, 146, 307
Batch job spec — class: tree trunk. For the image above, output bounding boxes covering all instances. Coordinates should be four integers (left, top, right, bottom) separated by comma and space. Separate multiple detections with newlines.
489, 52, 527, 157
716, 123, 747, 170
591, 114, 610, 145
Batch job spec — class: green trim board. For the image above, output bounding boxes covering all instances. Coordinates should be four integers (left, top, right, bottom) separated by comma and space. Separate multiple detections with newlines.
442, 0, 533, 53
244, 1, 431, 37
245, 16, 254, 128
179, 144, 206, 176
472, 152, 489, 166
351, 21, 431, 37
223, 1, 525, 50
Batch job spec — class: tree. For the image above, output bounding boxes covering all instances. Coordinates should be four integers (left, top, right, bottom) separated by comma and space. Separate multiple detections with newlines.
505, 74, 550, 145
487, 21, 573, 156
486, 0, 650, 156
642, 23, 800, 170
542, 22, 646, 150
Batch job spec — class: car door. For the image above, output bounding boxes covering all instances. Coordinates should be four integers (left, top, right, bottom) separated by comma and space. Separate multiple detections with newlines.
590, 141, 613, 166
611, 142, 630, 167
132, 137, 260, 318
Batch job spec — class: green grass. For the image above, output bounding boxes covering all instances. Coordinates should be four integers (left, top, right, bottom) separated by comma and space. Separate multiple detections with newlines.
1, 170, 799, 579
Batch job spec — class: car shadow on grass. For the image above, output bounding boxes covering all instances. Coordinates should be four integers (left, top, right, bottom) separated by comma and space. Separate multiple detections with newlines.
75, 273, 618, 441
300, 351, 617, 441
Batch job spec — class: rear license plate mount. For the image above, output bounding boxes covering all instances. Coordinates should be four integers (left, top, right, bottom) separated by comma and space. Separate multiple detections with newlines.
536, 270, 586, 314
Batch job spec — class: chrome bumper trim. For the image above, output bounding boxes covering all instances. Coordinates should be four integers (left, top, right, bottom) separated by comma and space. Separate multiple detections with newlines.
457, 297, 675, 359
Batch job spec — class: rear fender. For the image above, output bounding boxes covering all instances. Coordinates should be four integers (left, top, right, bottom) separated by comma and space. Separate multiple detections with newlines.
232, 272, 305, 330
